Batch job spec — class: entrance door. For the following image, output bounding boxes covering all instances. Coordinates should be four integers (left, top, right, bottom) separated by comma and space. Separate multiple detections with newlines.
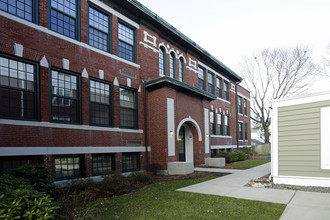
178, 126, 185, 161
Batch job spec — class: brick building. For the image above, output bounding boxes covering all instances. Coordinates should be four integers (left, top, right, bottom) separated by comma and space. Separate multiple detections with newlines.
0, 0, 250, 180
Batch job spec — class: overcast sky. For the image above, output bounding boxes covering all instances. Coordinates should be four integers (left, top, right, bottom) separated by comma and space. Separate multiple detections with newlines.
138, 0, 330, 91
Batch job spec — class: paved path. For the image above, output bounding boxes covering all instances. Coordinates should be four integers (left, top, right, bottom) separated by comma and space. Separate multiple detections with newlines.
178, 163, 330, 220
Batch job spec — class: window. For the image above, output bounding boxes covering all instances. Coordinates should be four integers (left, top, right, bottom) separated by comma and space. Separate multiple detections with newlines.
245, 123, 248, 140
216, 77, 222, 98
89, 79, 112, 126
122, 153, 140, 172
225, 115, 230, 136
119, 87, 137, 129
118, 22, 135, 62
88, 5, 110, 52
217, 113, 223, 135
159, 47, 166, 76
0, 156, 42, 175
54, 155, 83, 180
0, 0, 37, 23
179, 58, 184, 82
224, 81, 229, 101
244, 99, 247, 115
238, 96, 242, 114
92, 154, 115, 176
169, 52, 175, 78
50, 0, 78, 39
208, 72, 214, 94
238, 122, 243, 140
50, 70, 80, 123
198, 66, 205, 91
0, 55, 38, 120
210, 111, 216, 135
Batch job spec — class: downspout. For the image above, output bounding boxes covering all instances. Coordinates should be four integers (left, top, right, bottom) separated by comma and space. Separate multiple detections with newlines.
235, 82, 239, 150
143, 81, 149, 166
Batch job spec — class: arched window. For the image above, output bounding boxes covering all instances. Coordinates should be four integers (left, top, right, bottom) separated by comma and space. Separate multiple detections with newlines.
159, 47, 165, 76
169, 52, 175, 78
179, 57, 184, 82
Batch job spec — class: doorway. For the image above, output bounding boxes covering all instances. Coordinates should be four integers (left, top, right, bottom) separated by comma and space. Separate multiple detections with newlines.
179, 126, 185, 161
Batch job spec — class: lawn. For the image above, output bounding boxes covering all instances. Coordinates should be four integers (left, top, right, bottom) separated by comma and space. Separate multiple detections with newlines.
96, 177, 285, 220
230, 159, 270, 169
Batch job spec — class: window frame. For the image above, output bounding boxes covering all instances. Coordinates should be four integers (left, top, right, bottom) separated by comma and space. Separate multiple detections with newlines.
48, 0, 80, 40
53, 155, 84, 180
87, 3, 112, 53
122, 152, 140, 172
217, 113, 223, 135
225, 115, 230, 136
0, 53, 40, 121
198, 66, 205, 91
210, 111, 216, 135
238, 96, 243, 114
178, 57, 184, 82
117, 20, 136, 63
208, 71, 214, 94
224, 81, 229, 101
238, 122, 243, 140
89, 78, 113, 127
49, 68, 81, 124
244, 99, 247, 115
92, 153, 116, 176
169, 52, 176, 78
0, 0, 39, 23
0, 156, 43, 175
159, 46, 166, 76
216, 77, 222, 98
119, 86, 138, 129
244, 123, 248, 140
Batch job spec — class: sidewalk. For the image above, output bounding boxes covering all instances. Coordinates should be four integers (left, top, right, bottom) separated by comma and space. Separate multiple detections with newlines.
178, 163, 330, 220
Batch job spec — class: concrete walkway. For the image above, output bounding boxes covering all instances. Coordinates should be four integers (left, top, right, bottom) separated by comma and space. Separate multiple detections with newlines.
178, 163, 330, 220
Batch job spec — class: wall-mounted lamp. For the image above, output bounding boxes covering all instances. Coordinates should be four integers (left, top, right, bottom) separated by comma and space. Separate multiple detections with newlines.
169, 131, 174, 137
206, 134, 209, 139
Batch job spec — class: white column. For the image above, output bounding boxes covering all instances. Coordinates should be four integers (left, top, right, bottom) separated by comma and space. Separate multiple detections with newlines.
167, 98, 175, 156
204, 108, 210, 154
271, 107, 279, 177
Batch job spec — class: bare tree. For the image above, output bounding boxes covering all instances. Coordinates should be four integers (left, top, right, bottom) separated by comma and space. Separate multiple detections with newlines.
239, 46, 320, 143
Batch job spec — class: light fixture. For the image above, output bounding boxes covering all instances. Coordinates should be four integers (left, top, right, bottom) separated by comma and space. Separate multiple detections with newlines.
169, 131, 174, 137
206, 134, 209, 139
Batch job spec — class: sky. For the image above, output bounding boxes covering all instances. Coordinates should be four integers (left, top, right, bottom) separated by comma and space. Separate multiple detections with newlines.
137, 0, 330, 92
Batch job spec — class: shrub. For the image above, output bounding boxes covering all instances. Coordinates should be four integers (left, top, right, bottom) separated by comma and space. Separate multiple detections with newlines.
237, 151, 246, 161
12, 164, 57, 195
230, 152, 239, 162
146, 163, 163, 175
0, 175, 58, 220
99, 174, 131, 196
216, 151, 232, 163
129, 171, 155, 184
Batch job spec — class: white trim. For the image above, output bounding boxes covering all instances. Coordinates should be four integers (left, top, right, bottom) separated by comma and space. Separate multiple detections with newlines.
0, 11, 140, 69
216, 97, 231, 104
89, 0, 139, 29
198, 61, 230, 82
14, 43, 23, 57
204, 108, 210, 154
167, 98, 175, 156
321, 107, 330, 169
0, 146, 150, 156
272, 90, 330, 108
176, 117, 202, 141
139, 41, 158, 53
0, 119, 143, 133
211, 145, 251, 149
237, 92, 250, 101
273, 175, 330, 187
271, 107, 279, 177
210, 135, 232, 139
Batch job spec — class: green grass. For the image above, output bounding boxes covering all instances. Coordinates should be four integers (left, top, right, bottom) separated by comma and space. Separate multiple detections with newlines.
96, 177, 284, 220
231, 160, 270, 168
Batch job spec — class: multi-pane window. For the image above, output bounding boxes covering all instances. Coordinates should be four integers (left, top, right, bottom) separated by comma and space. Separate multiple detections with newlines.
198, 66, 205, 91
244, 99, 247, 115
216, 77, 222, 98
122, 153, 140, 172
0, 156, 42, 175
179, 58, 184, 82
245, 123, 248, 140
0, 0, 37, 23
54, 156, 82, 180
159, 47, 165, 76
0, 55, 37, 120
210, 111, 216, 135
169, 53, 175, 78
238, 96, 242, 114
92, 154, 115, 176
217, 113, 223, 135
119, 87, 137, 129
50, 0, 78, 39
88, 6, 110, 52
225, 115, 230, 136
238, 122, 243, 140
89, 79, 111, 126
51, 70, 80, 123
118, 22, 135, 62
224, 81, 229, 101
208, 72, 214, 94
